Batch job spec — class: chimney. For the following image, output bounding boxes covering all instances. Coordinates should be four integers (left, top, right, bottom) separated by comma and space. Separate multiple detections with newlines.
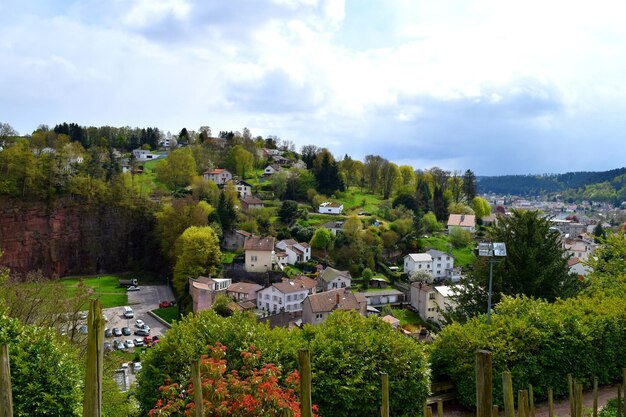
335, 292, 340, 307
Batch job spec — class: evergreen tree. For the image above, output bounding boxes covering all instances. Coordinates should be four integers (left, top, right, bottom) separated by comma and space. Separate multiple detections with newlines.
433, 185, 448, 222
415, 178, 432, 214
217, 191, 236, 231
462, 169, 477, 201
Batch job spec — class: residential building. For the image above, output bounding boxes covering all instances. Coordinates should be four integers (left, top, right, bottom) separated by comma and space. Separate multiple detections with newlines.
317, 267, 352, 291
410, 282, 460, 325
447, 214, 476, 233
568, 257, 592, 278
226, 282, 263, 302
318, 201, 343, 215
275, 239, 311, 265
203, 168, 232, 185
241, 196, 264, 210
233, 179, 252, 198
132, 149, 157, 161
264, 164, 281, 176
425, 249, 454, 279
354, 289, 405, 308
563, 239, 595, 261
321, 220, 344, 236
445, 267, 463, 283
301, 289, 367, 325
381, 315, 401, 329
256, 277, 316, 313
189, 276, 232, 313
244, 237, 275, 272
404, 253, 433, 275
222, 229, 256, 251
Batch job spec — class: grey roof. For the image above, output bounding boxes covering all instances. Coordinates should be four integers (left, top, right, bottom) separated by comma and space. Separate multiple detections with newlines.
355, 289, 404, 297
425, 249, 449, 259
319, 267, 351, 283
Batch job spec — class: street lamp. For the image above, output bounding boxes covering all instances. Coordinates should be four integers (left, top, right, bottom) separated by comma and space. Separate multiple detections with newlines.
477, 242, 507, 324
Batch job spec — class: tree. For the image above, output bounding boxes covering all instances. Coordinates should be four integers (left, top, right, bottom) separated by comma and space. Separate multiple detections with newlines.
178, 127, 189, 145
227, 145, 254, 179
462, 169, 477, 201
173, 226, 221, 295
449, 171, 463, 204
380, 161, 401, 199
278, 200, 300, 225
363, 155, 385, 193
422, 211, 443, 234
410, 270, 433, 283
453, 209, 581, 319
432, 185, 449, 222
217, 191, 237, 231
313, 149, 343, 195
448, 227, 472, 248
0, 122, 18, 141
155, 198, 213, 260
310, 227, 333, 252
155, 147, 197, 189
399, 165, 416, 187
148, 343, 308, 417
448, 202, 474, 215
415, 176, 432, 214
471, 196, 491, 218
592, 223, 606, 241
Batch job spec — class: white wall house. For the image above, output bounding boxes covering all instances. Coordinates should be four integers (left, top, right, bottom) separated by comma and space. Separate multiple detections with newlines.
264, 164, 281, 175
132, 149, 157, 161
447, 214, 476, 233
404, 253, 433, 274
426, 249, 454, 279
318, 202, 343, 215
256, 280, 311, 313
275, 239, 311, 265
410, 282, 460, 325
233, 179, 252, 199
203, 168, 232, 185
317, 267, 352, 291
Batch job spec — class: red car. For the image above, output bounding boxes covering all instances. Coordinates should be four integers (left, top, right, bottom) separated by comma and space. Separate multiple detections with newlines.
144, 335, 153, 345
159, 301, 176, 309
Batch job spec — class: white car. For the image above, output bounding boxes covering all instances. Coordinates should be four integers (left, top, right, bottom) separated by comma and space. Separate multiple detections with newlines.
135, 319, 145, 328
127, 286, 140, 291
133, 362, 142, 372
124, 340, 135, 348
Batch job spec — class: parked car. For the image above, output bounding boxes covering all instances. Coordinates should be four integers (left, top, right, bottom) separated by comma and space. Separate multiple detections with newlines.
103, 341, 112, 351
133, 362, 142, 372
78, 311, 88, 320
115, 340, 125, 350
77, 325, 88, 334
135, 319, 145, 328
122, 327, 131, 336
120, 362, 129, 370
104, 328, 112, 338
134, 329, 149, 336
127, 286, 140, 292
159, 301, 176, 308
143, 335, 153, 345
134, 338, 144, 347
125, 340, 135, 348
142, 324, 150, 332
113, 327, 122, 337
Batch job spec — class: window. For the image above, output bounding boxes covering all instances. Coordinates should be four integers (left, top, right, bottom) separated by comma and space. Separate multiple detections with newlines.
265, 294, 270, 300
316, 313, 323, 319
286, 304, 291, 311
418, 264, 422, 269
429, 293, 436, 300
341, 282, 346, 288
251, 255, 258, 262
300, 293, 304, 300
332, 282, 337, 288
287, 295, 291, 302
273, 296, 278, 301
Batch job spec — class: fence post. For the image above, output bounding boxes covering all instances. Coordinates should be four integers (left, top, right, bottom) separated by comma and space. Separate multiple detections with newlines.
82, 299, 104, 417
518, 391, 526, 417
617, 385, 622, 417
0, 344, 13, 417
593, 378, 598, 417
191, 358, 203, 417
529, 385, 535, 417
492, 405, 499, 417
576, 383, 583, 417
502, 372, 515, 417
548, 389, 554, 417
476, 350, 493, 417
568, 374, 575, 417
438, 399, 443, 417
299, 349, 313, 417
381, 373, 389, 417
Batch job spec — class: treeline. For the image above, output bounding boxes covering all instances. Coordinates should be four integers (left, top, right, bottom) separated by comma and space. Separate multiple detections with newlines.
478, 167, 626, 203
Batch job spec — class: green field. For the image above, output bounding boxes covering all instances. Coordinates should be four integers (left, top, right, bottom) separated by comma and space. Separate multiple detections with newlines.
221, 251, 238, 264
152, 306, 181, 324
391, 308, 426, 327
419, 236, 476, 267
338, 187, 385, 214
61, 275, 129, 308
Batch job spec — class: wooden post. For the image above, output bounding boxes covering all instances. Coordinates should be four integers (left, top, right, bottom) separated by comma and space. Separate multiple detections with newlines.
523, 390, 530, 417
529, 384, 535, 417
548, 389, 554, 417
82, 299, 104, 417
518, 391, 526, 417
593, 378, 598, 417
502, 372, 515, 417
576, 383, 583, 417
438, 399, 443, 417
568, 374, 575, 417
623, 370, 626, 417
299, 349, 313, 417
617, 385, 622, 417
492, 405, 499, 417
476, 350, 493, 417
191, 359, 203, 417
427, 405, 433, 417
381, 373, 389, 417
423, 401, 428, 417
0, 344, 13, 417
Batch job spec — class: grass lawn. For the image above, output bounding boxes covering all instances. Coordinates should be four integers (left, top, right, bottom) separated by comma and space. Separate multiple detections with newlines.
221, 251, 238, 264
391, 308, 427, 327
60, 275, 129, 308
419, 236, 476, 268
338, 187, 385, 215
153, 306, 181, 324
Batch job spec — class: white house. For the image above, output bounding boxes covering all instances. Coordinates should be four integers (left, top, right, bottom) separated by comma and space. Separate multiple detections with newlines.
321, 221, 344, 236
404, 253, 433, 275
275, 239, 311, 265
318, 202, 343, 215
244, 237, 275, 273
189, 277, 232, 313
410, 282, 460, 325
233, 179, 252, 199
563, 239, 594, 261
132, 149, 157, 161
301, 289, 367, 325
568, 257, 592, 278
256, 276, 317, 313
425, 249, 454, 279
264, 164, 281, 176
203, 168, 232, 185
317, 267, 352, 291
447, 214, 476, 233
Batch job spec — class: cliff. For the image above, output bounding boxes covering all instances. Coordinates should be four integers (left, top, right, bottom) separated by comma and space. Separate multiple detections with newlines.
0, 198, 159, 277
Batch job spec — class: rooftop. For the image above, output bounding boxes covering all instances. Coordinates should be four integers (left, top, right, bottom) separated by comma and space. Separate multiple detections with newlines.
305, 289, 361, 313
244, 237, 275, 251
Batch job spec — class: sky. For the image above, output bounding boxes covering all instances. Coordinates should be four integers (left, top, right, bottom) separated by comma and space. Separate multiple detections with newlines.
2, 0, 626, 175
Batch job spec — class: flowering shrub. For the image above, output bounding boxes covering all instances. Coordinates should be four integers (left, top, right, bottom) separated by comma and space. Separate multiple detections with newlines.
149, 343, 316, 417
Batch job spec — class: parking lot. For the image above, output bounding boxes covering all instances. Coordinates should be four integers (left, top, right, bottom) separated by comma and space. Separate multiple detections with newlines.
102, 285, 175, 351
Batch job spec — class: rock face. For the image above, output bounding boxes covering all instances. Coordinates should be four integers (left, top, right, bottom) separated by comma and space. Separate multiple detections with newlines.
0, 199, 158, 277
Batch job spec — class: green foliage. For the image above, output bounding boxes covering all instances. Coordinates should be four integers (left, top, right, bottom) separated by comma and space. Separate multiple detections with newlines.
212, 294, 234, 317
173, 226, 221, 295
278, 200, 300, 224
598, 398, 620, 417
471, 197, 491, 218
309, 227, 332, 251
155, 198, 213, 260
152, 305, 181, 324
155, 147, 197, 189
226, 145, 254, 179
448, 227, 472, 248
362, 267, 374, 281
0, 314, 81, 416
422, 211, 443, 233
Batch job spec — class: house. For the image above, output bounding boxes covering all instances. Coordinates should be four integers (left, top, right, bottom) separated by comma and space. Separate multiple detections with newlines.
563, 239, 595, 261
410, 282, 460, 325
222, 229, 256, 251
256, 277, 316, 313
447, 214, 476, 233
189, 276, 232, 313
132, 149, 158, 161
233, 179, 252, 199
203, 168, 232, 185
301, 289, 367, 325
425, 249, 454, 279
404, 253, 433, 275
445, 267, 463, 283
275, 239, 311, 265
321, 220, 344, 236
240, 196, 264, 211
354, 289, 405, 308
318, 267, 352, 291
381, 315, 401, 329
244, 237, 275, 272
264, 164, 281, 176
226, 282, 263, 302
318, 201, 343, 215
568, 257, 592, 278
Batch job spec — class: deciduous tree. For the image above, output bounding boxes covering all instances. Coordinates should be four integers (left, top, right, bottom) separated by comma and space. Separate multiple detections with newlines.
173, 226, 221, 295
